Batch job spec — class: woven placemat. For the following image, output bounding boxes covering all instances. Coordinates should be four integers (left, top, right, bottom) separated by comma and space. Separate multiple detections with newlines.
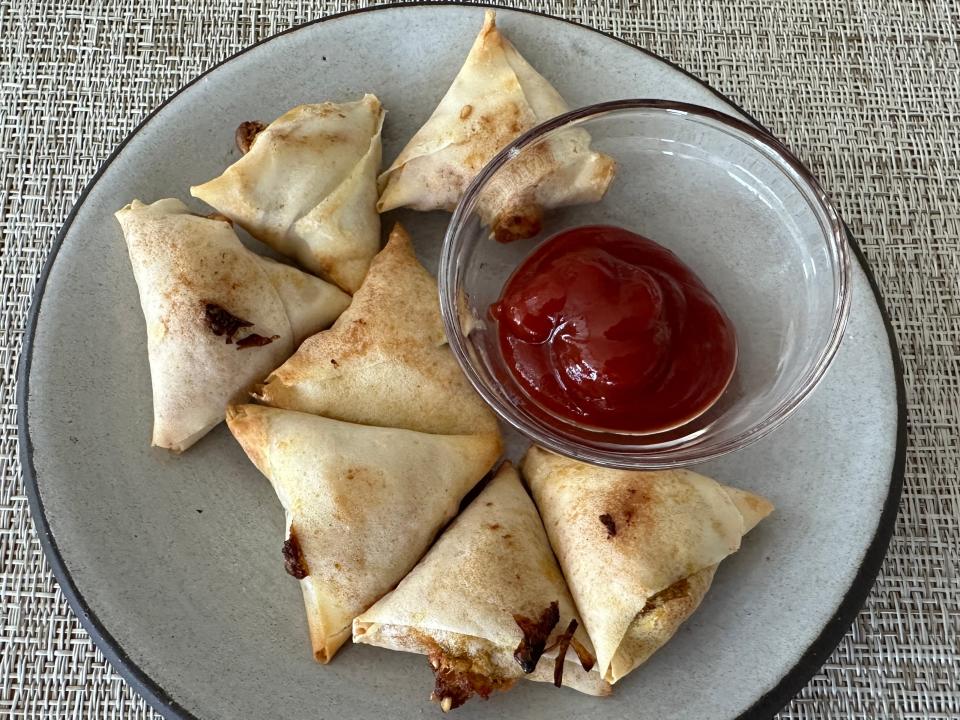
1, 1, 957, 717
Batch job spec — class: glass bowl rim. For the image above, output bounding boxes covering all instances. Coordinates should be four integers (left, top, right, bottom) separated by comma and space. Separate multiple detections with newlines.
439, 98, 852, 469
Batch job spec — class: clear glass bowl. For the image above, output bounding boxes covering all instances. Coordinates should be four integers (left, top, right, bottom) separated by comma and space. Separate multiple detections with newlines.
439, 100, 851, 469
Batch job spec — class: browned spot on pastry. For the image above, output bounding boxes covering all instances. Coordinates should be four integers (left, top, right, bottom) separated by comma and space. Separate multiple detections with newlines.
513, 601, 559, 673
462, 102, 530, 171
485, 523, 501, 531
492, 204, 543, 243
480, 101, 526, 137
600, 482, 656, 537
599, 513, 617, 538
203, 302, 253, 343
271, 129, 345, 152
344, 467, 383, 488
235, 120, 267, 154
236, 333, 279, 349
460, 104, 473, 120
330, 358, 339, 367
282, 531, 308, 579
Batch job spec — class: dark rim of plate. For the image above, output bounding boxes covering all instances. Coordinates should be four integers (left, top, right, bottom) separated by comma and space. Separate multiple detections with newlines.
16, 4, 906, 720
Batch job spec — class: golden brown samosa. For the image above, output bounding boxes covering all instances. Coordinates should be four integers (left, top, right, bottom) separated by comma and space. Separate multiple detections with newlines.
116, 198, 349, 452
255, 224, 499, 437
523, 446, 773, 684
192, 95, 383, 292
227, 404, 502, 663
354, 464, 609, 709
377, 11, 615, 242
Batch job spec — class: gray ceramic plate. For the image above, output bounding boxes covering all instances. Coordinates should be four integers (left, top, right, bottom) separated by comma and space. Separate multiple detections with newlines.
19, 5, 904, 720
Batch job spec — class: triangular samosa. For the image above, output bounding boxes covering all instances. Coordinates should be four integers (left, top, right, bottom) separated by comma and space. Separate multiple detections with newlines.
377, 11, 615, 242
354, 463, 609, 710
226, 404, 502, 663
192, 94, 384, 292
522, 446, 773, 684
256, 224, 500, 437
116, 198, 350, 452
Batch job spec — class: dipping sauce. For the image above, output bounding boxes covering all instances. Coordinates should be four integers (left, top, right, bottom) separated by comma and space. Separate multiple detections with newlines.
491, 225, 736, 434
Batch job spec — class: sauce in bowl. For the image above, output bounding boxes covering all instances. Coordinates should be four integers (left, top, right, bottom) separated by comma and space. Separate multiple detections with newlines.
491, 225, 736, 435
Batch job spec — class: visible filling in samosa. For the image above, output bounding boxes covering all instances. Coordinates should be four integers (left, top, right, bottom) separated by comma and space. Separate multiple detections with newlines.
227, 405, 502, 664
354, 464, 609, 710
229, 224, 503, 664
523, 445, 774, 684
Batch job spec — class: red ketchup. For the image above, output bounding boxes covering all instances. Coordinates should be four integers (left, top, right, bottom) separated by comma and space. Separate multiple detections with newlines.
491, 225, 736, 434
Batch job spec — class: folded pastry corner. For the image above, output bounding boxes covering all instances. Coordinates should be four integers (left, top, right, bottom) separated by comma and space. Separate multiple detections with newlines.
354, 462, 610, 710
255, 223, 501, 438
192, 94, 384, 292
116, 198, 350, 452
377, 10, 615, 241
522, 445, 773, 684
225, 403, 502, 664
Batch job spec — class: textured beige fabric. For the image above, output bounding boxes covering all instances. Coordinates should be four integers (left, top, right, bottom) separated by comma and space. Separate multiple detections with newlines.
0, 1, 957, 718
